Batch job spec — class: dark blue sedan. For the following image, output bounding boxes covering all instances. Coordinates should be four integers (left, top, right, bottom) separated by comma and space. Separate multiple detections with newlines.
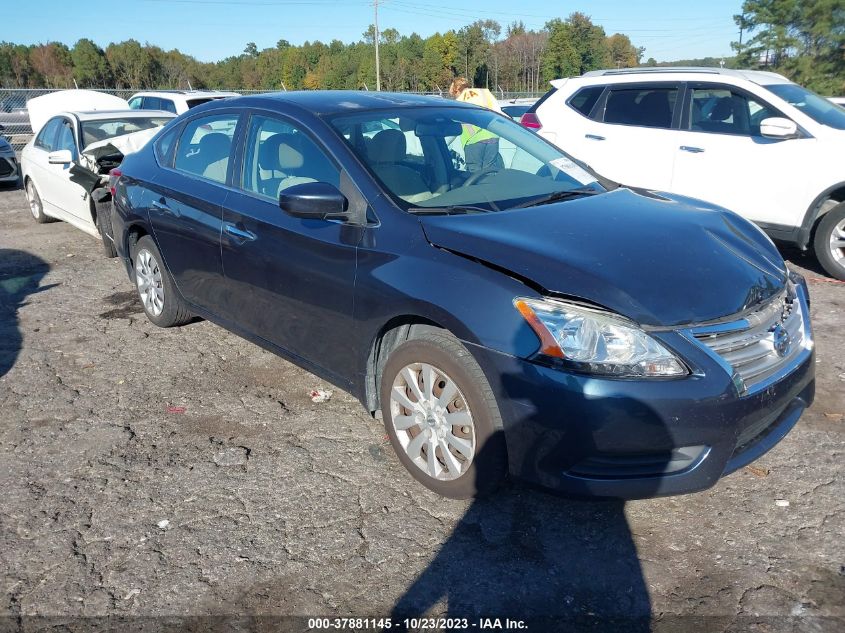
111, 91, 815, 499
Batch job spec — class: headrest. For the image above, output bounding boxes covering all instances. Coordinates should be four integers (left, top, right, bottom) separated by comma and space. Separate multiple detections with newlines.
277, 134, 305, 170
711, 96, 738, 122
258, 133, 285, 170
198, 133, 231, 160
370, 129, 406, 163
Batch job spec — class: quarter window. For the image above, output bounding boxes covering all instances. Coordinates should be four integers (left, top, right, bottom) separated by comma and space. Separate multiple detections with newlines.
604, 86, 678, 129
34, 117, 62, 151
241, 114, 339, 200
173, 113, 239, 184
686, 86, 783, 137
568, 86, 604, 118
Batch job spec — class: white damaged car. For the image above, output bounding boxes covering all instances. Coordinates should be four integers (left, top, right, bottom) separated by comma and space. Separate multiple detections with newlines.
20, 90, 175, 256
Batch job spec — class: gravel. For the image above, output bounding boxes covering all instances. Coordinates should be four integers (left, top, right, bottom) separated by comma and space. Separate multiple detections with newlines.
0, 183, 842, 630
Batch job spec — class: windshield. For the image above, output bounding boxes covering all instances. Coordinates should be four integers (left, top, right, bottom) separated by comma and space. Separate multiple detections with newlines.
328, 106, 602, 211
81, 117, 173, 148
764, 83, 845, 130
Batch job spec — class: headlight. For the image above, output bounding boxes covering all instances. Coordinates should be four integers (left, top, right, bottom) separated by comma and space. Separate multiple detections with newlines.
514, 297, 688, 377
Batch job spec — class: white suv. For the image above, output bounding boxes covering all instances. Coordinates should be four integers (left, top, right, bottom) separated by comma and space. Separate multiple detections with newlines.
525, 67, 845, 279
127, 90, 239, 115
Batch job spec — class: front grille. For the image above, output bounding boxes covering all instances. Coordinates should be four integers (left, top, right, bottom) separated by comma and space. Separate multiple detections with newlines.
0, 157, 15, 177
692, 287, 809, 393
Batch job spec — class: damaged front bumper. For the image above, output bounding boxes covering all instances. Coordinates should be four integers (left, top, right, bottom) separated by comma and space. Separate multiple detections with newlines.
464, 279, 815, 499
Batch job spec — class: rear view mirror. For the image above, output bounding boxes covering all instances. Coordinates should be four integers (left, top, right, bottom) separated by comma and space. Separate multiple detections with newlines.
48, 149, 74, 165
415, 119, 462, 137
759, 117, 798, 139
279, 181, 349, 220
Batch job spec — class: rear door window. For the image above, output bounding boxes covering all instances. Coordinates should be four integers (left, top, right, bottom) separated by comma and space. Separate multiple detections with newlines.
603, 85, 679, 129
159, 99, 177, 114
142, 96, 162, 110
34, 117, 62, 151
173, 113, 239, 184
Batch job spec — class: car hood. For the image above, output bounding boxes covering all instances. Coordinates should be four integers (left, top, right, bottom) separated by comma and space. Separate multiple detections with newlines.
27, 90, 128, 133
419, 188, 788, 327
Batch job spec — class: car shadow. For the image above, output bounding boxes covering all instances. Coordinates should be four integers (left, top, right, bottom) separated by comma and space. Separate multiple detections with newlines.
389, 366, 674, 631
0, 249, 53, 377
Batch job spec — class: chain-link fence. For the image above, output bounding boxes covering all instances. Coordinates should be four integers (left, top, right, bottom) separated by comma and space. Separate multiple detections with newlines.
0, 87, 542, 150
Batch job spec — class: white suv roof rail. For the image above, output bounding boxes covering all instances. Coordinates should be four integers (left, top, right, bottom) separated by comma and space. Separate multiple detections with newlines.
580, 67, 791, 84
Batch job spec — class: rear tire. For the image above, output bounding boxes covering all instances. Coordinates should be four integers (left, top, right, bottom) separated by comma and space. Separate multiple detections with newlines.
131, 235, 192, 327
95, 199, 117, 258
813, 202, 845, 281
25, 179, 50, 224
380, 329, 507, 499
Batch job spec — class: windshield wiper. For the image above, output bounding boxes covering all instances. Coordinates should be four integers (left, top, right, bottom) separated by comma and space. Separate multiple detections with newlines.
407, 205, 491, 215
512, 187, 600, 209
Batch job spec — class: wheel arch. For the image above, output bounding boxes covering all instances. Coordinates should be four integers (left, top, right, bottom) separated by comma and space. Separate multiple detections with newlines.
363, 315, 454, 416
800, 182, 845, 248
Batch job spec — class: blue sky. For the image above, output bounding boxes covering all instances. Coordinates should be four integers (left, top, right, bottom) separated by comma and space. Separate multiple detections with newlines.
3, 0, 742, 63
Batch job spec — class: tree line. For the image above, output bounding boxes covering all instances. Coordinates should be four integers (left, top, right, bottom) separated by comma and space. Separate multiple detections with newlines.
0, 13, 642, 93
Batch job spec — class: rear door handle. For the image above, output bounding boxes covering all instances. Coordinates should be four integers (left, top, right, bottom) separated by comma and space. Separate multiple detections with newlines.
680, 146, 705, 153
224, 223, 256, 241
151, 199, 176, 215
585, 134, 606, 141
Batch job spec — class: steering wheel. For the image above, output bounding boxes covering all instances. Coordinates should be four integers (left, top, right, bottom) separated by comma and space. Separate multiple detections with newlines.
463, 167, 497, 187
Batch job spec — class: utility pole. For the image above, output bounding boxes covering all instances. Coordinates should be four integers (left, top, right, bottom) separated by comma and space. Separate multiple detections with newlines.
373, 0, 381, 91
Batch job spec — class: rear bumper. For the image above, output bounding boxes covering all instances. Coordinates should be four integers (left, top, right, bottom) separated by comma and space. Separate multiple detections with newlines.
468, 330, 814, 500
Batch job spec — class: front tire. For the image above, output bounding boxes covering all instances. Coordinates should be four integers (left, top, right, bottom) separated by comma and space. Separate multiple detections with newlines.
380, 329, 507, 499
813, 202, 845, 281
131, 235, 192, 327
25, 179, 50, 224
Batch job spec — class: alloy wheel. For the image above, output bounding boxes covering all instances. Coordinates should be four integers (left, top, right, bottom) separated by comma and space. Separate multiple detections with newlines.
135, 248, 165, 317
389, 362, 476, 481
26, 181, 41, 219
829, 217, 845, 265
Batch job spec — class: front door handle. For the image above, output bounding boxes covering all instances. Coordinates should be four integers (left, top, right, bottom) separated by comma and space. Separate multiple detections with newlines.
224, 223, 256, 241
680, 146, 705, 153
585, 134, 606, 141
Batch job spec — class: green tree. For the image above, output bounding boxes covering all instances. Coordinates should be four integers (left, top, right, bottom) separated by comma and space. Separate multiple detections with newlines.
71, 39, 112, 87
607, 33, 641, 68
733, 0, 845, 93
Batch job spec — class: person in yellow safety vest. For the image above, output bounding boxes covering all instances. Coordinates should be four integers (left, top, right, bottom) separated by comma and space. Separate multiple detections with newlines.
449, 77, 504, 173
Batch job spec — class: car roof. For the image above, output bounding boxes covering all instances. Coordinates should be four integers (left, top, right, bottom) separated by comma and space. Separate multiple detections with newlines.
130, 90, 240, 99
72, 109, 177, 121
211, 90, 460, 116
578, 66, 792, 86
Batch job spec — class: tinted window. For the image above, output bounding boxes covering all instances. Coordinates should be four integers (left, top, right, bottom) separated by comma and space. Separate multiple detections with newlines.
158, 99, 177, 114
186, 98, 218, 109
55, 120, 76, 153
81, 116, 172, 148
604, 86, 678, 128
568, 86, 603, 118
242, 114, 339, 199
686, 86, 782, 137
764, 83, 845, 130
35, 117, 62, 151
174, 113, 239, 183
142, 96, 162, 110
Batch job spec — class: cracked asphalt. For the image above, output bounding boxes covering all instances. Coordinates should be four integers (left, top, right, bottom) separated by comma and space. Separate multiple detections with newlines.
0, 183, 843, 632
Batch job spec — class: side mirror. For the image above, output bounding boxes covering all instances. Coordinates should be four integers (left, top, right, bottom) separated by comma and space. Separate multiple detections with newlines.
279, 181, 349, 220
48, 149, 74, 165
759, 117, 798, 139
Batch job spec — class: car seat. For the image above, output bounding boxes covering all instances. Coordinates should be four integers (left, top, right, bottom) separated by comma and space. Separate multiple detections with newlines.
368, 129, 432, 202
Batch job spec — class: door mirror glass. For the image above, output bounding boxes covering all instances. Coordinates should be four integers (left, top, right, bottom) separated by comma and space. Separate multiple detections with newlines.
759, 117, 798, 139
279, 182, 348, 220
48, 149, 73, 164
